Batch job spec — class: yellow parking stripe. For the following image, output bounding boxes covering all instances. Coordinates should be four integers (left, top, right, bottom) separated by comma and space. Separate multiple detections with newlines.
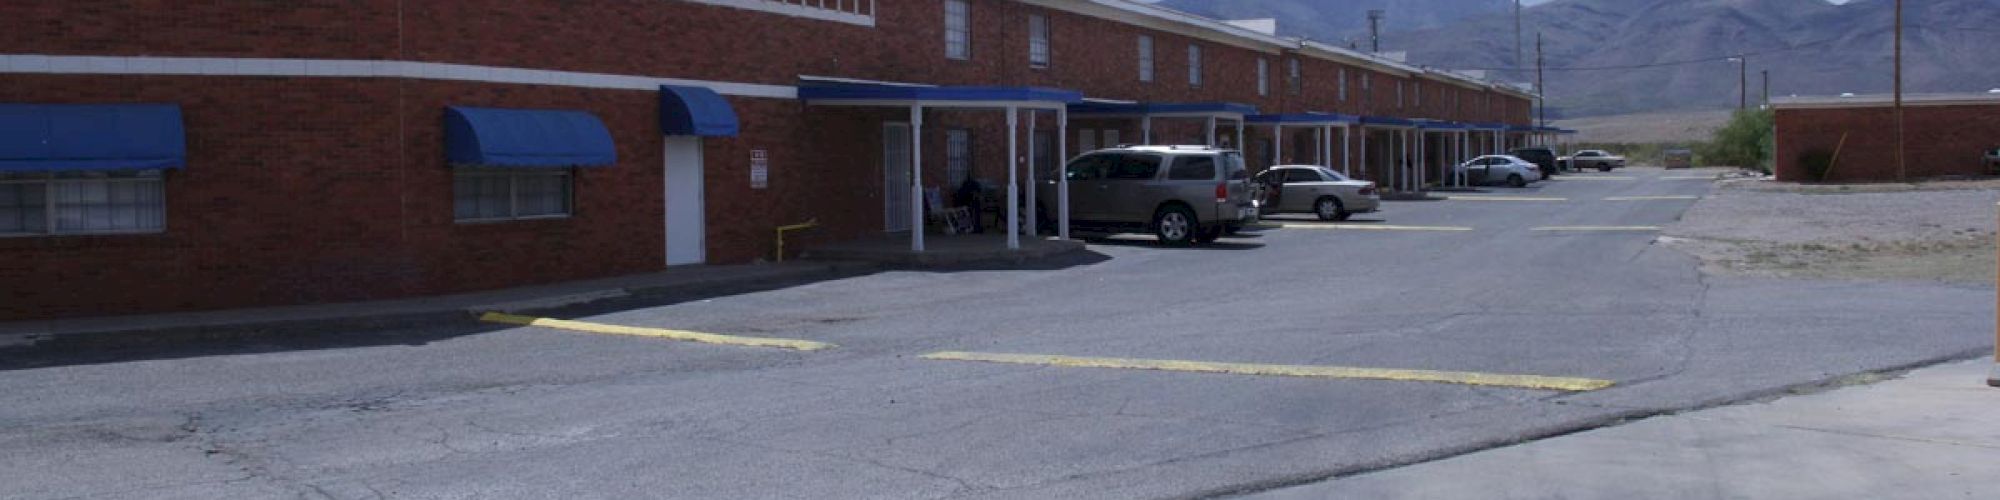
1442, 195, 1568, 202
1531, 226, 1664, 231
1659, 176, 1716, 180
1556, 176, 1635, 181
479, 312, 835, 351
1261, 223, 1474, 231
1604, 195, 1701, 201
920, 351, 1614, 392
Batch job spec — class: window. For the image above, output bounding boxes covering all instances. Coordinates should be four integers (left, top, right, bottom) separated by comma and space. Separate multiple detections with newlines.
946, 129, 971, 187
1167, 156, 1216, 180
1256, 58, 1269, 96
1338, 68, 1348, 101
1028, 13, 1050, 68
454, 168, 573, 221
1288, 59, 1302, 95
1078, 128, 1098, 153
944, 0, 970, 60
1107, 154, 1162, 180
1137, 35, 1154, 82
1066, 153, 1113, 180
0, 170, 165, 235
1103, 129, 1121, 148
1396, 81, 1405, 108
1415, 82, 1423, 107
1285, 168, 1324, 183
1187, 44, 1203, 87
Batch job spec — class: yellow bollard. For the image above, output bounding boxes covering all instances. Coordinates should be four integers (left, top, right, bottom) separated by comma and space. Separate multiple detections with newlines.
775, 219, 819, 263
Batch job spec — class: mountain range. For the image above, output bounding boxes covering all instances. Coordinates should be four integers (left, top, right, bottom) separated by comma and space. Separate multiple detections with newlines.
1157, 0, 2000, 117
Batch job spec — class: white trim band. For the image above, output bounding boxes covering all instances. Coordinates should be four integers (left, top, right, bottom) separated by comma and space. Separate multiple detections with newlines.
680, 0, 875, 27
0, 54, 798, 99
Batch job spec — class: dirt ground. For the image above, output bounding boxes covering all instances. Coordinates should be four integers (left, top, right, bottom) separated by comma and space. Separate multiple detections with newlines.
1665, 176, 2000, 286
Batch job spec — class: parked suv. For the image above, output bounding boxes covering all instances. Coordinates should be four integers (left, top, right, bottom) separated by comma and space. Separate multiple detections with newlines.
1508, 147, 1561, 177
1038, 146, 1256, 245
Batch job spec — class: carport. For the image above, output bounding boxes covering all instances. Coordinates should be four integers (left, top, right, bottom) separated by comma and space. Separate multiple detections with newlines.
1415, 120, 1472, 188
1359, 116, 1418, 193
1466, 122, 1507, 156
1245, 113, 1359, 175
1066, 101, 1255, 149
799, 82, 1083, 250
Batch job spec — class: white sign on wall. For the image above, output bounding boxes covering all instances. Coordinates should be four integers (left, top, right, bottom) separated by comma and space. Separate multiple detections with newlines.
749, 149, 769, 189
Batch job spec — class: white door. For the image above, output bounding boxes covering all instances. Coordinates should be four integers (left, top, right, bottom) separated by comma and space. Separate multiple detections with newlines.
882, 123, 913, 232
664, 136, 706, 266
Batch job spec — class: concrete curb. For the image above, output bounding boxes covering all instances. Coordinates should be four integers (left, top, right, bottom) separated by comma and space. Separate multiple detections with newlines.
802, 239, 1089, 268
0, 262, 877, 354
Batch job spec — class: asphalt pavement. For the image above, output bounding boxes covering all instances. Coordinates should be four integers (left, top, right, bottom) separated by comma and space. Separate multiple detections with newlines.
1, 167, 1989, 499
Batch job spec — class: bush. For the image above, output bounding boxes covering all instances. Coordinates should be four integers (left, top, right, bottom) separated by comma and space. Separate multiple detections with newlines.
1701, 109, 1774, 172
1798, 148, 1835, 181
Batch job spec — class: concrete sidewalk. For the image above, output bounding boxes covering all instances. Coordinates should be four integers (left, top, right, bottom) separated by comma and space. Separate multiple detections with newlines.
0, 262, 871, 350
1249, 359, 2000, 499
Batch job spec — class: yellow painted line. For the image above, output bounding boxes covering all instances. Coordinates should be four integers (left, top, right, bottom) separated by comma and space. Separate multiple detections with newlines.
1659, 176, 1717, 180
1262, 222, 1474, 231
920, 351, 1615, 392
1604, 195, 1701, 201
1442, 195, 1568, 202
1531, 226, 1664, 232
478, 312, 835, 351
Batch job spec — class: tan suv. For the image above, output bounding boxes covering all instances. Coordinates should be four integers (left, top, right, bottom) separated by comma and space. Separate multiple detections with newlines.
1037, 146, 1256, 245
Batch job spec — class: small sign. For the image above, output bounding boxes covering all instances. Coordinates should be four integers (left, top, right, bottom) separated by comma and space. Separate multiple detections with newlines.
749, 149, 769, 189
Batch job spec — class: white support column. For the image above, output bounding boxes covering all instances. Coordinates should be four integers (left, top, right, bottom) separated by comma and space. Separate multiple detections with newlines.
1321, 126, 1332, 167
1418, 131, 1427, 190
1273, 124, 1284, 166
1205, 116, 1217, 147
1394, 130, 1405, 192
1026, 109, 1038, 239
1341, 126, 1352, 176
1360, 128, 1369, 185
1142, 116, 1153, 145
1006, 106, 1020, 250
1058, 108, 1070, 240
1235, 120, 1245, 150
910, 105, 925, 252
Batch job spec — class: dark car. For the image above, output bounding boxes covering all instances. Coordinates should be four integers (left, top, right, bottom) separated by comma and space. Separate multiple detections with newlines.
1508, 147, 1561, 177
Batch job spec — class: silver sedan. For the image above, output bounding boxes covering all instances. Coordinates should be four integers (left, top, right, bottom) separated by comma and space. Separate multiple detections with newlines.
1252, 165, 1381, 221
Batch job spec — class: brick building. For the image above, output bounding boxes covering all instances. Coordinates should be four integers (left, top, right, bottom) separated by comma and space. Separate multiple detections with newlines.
1771, 92, 2000, 182
0, 0, 1536, 320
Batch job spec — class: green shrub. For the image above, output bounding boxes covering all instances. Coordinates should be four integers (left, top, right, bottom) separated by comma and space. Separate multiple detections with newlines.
1702, 109, 1774, 172
1798, 148, 1835, 181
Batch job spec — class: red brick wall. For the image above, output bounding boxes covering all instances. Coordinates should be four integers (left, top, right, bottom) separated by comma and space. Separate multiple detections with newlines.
1774, 103, 2000, 182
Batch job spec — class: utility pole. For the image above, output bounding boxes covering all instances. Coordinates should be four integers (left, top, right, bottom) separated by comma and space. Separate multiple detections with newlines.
1368, 10, 1384, 53
1515, 1, 1523, 72
1738, 56, 1747, 109
1894, 0, 1905, 181
1761, 69, 1770, 107
1535, 31, 1545, 128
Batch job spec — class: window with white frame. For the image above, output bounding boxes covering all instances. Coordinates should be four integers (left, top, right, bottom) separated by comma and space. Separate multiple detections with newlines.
1287, 58, 1301, 95
944, 0, 970, 60
1187, 44, 1203, 87
453, 167, 573, 222
1103, 129, 1120, 148
946, 129, 971, 187
1028, 13, 1050, 68
1338, 68, 1348, 101
0, 170, 166, 236
1137, 35, 1154, 82
1256, 58, 1269, 96
1396, 81, 1405, 108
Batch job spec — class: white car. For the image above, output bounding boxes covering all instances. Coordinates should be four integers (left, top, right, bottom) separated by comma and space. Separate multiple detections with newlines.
1455, 155, 1544, 187
1252, 165, 1381, 221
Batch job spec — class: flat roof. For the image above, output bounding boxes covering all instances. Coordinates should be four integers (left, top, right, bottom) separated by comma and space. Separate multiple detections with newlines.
1772, 91, 2000, 109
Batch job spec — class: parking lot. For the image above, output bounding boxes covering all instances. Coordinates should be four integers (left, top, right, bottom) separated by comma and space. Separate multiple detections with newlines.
1, 167, 1991, 499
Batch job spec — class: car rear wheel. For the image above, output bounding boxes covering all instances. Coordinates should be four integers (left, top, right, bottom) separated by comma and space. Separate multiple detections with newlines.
1507, 174, 1526, 188
1313, 197, 1344, 221
1153, 206, 1196, 246
1597, 162, 1612, 172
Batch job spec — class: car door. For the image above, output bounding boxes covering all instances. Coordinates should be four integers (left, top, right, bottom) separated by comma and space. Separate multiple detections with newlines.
1469, 156, 1493, 185
1062, 153, 1113, 222
1103, 153, 1163, 225
1254, 169, 1285, 211
1283, 168, 1325, 212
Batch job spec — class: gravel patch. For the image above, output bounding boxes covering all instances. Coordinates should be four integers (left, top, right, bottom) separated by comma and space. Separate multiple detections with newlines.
1665, 178, 2000, 285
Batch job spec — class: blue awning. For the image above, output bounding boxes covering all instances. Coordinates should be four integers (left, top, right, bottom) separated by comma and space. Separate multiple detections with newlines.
659, 85, 738, 137
444, 106, 616, 167
0, 103, 186, 172
1244, 112, 1358, 125
800, 83, 1082, 107
1505, 124, 1539, 132
1068, 101, 1257, 117
1359, 116, 1416, 127
1414, 119, 1469, 130
1464, 122, 1509, 130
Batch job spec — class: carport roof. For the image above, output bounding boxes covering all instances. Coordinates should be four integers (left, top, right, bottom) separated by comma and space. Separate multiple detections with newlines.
1413, 119, 1468, 130
1244, 112, 1358, 125
1359, 116, 1416, 127
799, 82, 1082, 109
1066, 101, 1258, 118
